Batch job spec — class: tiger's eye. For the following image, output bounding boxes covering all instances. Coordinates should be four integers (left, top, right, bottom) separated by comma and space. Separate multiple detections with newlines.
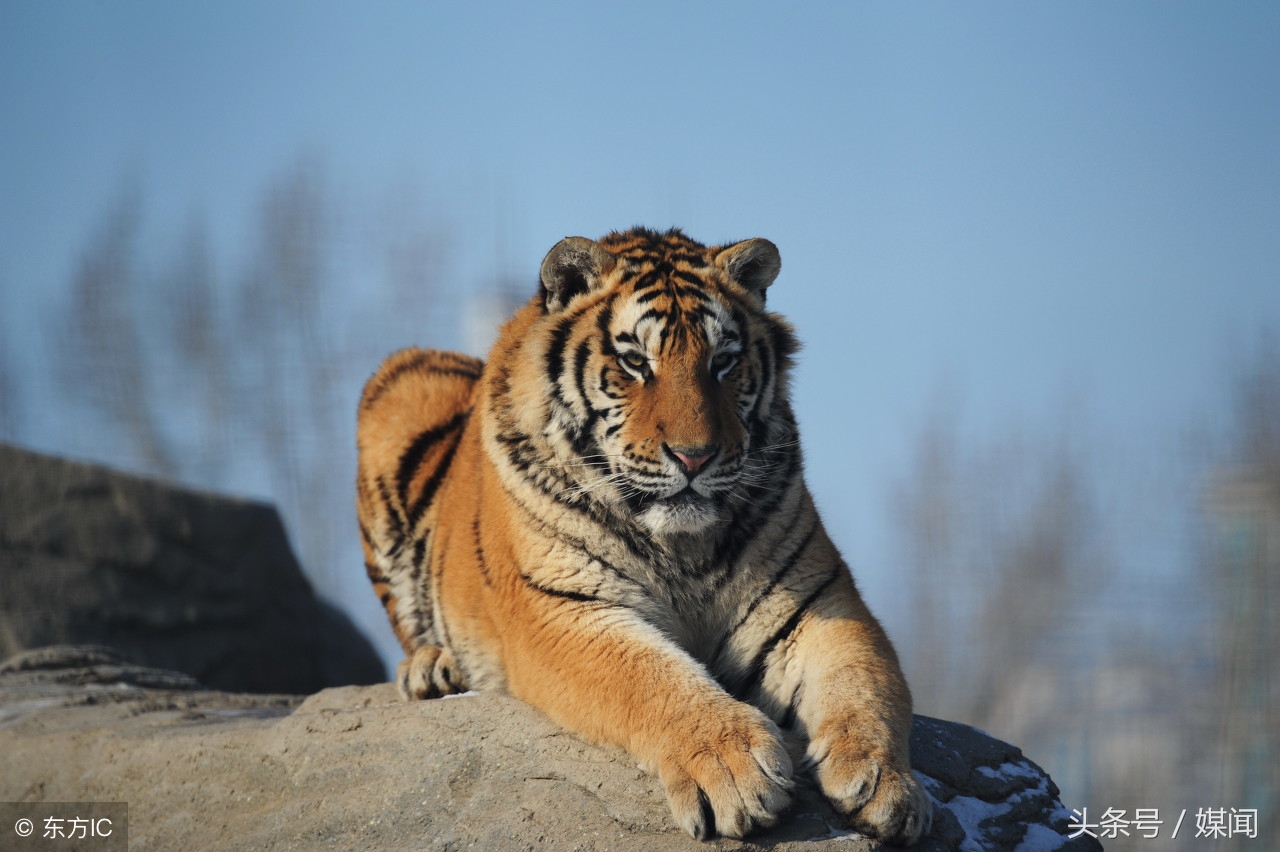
712, 352, 738, 373
620, 352, 647, 372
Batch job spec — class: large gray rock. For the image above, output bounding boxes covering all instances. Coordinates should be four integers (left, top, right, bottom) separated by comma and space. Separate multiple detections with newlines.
0, 445, 1098, 849
0, 442, 383, 693
0, 647, 1099, 851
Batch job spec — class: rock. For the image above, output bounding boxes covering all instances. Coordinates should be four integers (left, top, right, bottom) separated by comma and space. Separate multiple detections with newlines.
0, 445, 1097, 848
0, 644, 204, 691
0, 442, 384, 693
0, 648, 1100, 851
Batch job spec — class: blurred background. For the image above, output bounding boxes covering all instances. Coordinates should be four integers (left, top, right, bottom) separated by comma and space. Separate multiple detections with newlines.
1, 3, 1276, 846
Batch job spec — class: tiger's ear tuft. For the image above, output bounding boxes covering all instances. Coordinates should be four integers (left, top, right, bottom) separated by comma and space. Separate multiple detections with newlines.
540, 237, 617, 313
715, 238, 781, 304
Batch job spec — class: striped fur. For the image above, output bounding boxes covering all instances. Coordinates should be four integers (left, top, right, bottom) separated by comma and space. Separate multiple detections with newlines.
356, 228, 931, 844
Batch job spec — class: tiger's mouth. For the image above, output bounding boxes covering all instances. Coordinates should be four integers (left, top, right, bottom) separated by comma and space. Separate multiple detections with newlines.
661, 485, 704, 504
632, 483, 712, 509
632, 484, 724, 535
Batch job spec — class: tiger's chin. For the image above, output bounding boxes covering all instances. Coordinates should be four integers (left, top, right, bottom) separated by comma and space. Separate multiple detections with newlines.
636, 490, 725, 537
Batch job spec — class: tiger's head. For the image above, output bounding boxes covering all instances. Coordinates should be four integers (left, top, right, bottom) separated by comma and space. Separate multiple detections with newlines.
501, 227, 799, 538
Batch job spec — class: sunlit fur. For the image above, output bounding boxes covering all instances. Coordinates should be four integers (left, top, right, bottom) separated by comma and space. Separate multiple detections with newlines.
356, 228, 932, 845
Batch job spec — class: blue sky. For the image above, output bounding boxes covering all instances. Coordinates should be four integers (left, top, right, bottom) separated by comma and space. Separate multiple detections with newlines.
2, 2, 1278, 650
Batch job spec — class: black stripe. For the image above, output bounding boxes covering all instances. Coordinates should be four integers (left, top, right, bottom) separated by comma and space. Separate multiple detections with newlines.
406, 423, 466, 527
400, 532, 428, 645
496, 429, 654, 565
753, 337, 774, 400
432, 535, 452, 652
522, 574, 603, 604
631, 269, 662, 296
395, 410, 470, 508
573, 339, 592, 407
635, 307, 669, 327
364, 562, 390, 585
696, 786, 716, 841
667, 252, 708, 267
740, 362, 760, 402
375, 476, 408, 551
769, 321, 800, 361
730, 572, 838, 701
683, 304, 716, 326
596, 299, 615, 347
363, 351, 482, 409
671, 268, 711, 289
412, 536, 427, 574
633, 286, 664, 305
545, 315, 574, 387
704, 451, 802, 597
495, 425, 573, 496
747, 409, 772, 461
491, 361, 512, 399
505, 492, 641, 589
712, 522, 817, 665
358, 521, 376, 550
599, 365, 623, 400
570, 341, 605, 460
717, 281, 763, 316
472, 516, 492, 586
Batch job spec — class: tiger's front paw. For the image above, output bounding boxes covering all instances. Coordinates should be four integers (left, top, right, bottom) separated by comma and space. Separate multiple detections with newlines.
655, 703, 794, 840
809, 734, 932, 846
396, 645, 466, 700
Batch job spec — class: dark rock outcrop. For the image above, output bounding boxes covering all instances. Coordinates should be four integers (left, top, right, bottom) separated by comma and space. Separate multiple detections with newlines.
0, 442, 383, 693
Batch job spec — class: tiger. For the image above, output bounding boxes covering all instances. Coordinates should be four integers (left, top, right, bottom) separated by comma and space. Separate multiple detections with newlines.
356, 227, 931, 845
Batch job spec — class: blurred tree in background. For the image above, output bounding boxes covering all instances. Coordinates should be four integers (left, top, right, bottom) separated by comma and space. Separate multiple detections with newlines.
1200, 341, 1279, 843
895, 347, 1278, 847
13, 159, 456, 662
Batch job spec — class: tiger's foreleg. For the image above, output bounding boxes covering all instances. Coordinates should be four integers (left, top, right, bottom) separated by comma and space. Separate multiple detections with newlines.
762, 574, 932, 846
504, 599, 794, 840
360, 526, 466, 700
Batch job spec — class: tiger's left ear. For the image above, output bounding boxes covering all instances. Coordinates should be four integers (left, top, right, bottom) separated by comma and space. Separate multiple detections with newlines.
715, 238, 781, 304
540, 237, 617, 313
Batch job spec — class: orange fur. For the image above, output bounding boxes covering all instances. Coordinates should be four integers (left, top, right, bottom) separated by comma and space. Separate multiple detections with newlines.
357, 228, 931, 843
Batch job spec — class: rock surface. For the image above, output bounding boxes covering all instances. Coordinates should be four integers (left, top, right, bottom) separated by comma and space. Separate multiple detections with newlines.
0, 445, 1099, 849
0, 443, 384, 693
0, 647, 1101, 852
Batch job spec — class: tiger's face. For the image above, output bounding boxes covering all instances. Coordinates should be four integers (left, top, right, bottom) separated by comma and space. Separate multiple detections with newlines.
526, 228, 797, 537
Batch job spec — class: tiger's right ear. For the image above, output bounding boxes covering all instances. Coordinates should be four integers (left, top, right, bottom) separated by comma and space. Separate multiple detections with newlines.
715, 238, 781, 305
539, 237, 617, 313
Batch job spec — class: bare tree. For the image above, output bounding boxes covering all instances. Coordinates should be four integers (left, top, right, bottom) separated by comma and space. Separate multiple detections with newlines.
0, 321, 17, 439
894, 405, 1095, 726
56, 183, 177, 475
894, 407, 964, 714
39, 159, 452, 612
894, 346, 1279, 847
1200, 338, 1280, 843
234, 161, 341, 582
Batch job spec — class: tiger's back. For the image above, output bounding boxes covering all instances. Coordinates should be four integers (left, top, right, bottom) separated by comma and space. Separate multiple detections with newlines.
356, 228, 931, 845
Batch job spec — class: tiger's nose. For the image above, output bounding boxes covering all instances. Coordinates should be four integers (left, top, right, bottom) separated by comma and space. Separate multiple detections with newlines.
665, 443, 718, 477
